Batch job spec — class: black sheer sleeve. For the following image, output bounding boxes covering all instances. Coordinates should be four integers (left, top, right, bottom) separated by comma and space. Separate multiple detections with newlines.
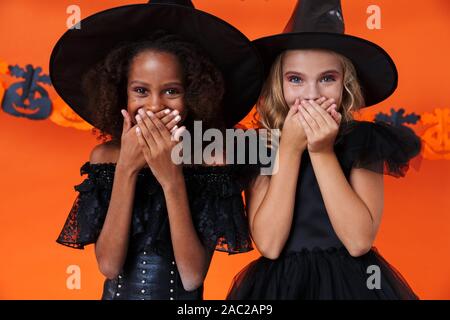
56, 163, 254, 255
56, 162, 112, 249
336, 121, 421, 177
184, 165, 254, 254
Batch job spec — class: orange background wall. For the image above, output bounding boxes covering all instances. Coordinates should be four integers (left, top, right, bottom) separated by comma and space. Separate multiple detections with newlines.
0, 0, 449, 299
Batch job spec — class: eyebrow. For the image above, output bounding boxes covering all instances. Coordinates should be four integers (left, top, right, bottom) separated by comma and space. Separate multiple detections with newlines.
284, 69, 341, 76
129, 80, 183, 86
129, 80, 149, 86
162, 81, 183, 87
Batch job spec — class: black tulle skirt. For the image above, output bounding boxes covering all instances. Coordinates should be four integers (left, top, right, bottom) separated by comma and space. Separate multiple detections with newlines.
227, 247, 419, 300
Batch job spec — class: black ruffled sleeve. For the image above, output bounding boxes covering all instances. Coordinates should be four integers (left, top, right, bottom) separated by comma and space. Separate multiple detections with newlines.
184, 165, 254, 254
56, 162, 253, 255
336, 120, 422, 177
56, 162, 112, 249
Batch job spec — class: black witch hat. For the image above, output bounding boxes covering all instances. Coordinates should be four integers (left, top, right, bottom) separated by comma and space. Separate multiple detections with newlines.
253, 0, 398, 107
49, 0, 263, 128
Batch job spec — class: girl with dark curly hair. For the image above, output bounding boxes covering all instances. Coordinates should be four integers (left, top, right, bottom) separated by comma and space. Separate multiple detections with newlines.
51, 1, 263, 300
83, 29, 226, 147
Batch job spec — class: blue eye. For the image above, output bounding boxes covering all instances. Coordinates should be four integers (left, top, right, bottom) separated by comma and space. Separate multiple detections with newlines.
288, 76, 302, 84
321, 75, 336, 83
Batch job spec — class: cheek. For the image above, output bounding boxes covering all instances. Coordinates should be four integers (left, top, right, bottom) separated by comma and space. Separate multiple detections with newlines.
322, 84, 343, 107
127, 92, 147, 112
282, 82, 298, 106
173, 103, 186, 114
127, 97, 140, 109
127, 103, 139, 124
167, 97, 187, 119
179, 106, 188, 123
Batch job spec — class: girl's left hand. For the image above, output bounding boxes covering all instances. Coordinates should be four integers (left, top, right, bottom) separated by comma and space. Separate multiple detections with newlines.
134, 108, 186, 189
297, 99, 342, 154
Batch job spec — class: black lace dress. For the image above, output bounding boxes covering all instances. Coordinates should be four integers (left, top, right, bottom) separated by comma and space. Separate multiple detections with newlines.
227, 120, 422, 300
57, 163, 253, 300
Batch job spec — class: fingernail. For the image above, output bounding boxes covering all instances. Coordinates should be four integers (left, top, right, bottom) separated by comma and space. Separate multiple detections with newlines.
172, 110, 179, 115
175, 115, 181, 122
171, 125, 178, 132
135, 114, 141, 122
138, 108, 144, 115
135, 127, 141, 134
164, 109, 170, 114
147, 110, 154, 117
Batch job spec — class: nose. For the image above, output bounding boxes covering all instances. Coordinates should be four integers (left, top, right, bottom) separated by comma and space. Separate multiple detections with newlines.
147, 95, 165, 113
302, 83, 321, 101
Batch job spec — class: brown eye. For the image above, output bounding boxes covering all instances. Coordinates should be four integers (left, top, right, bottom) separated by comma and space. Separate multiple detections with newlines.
164, 88, 180, 95
134, 87, 147, 95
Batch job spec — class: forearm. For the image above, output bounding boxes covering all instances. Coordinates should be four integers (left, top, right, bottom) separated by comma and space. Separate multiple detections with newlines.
163, 174, 209, 291
251, 144, 303, 259
95, 163, 137, 279
309, 151, 375, 256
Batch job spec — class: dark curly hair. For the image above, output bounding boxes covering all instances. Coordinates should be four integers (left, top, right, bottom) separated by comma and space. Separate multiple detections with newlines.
82, 30, 226, 145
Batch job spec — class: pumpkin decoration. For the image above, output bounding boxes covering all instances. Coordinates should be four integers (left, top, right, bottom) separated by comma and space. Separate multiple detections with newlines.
2, 64, 52, 119
49, 95, 93, 130
421, 108, 450, 160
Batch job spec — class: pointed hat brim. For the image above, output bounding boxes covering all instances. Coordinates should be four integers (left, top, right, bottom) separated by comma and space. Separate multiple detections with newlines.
50, 3, 264, 128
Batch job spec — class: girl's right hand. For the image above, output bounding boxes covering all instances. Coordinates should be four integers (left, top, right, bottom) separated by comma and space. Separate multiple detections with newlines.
281, 99, 307, 152
295, 97, 341, 126
281, 97, 339, 152
117, 108, 183, 174
117, 109, 147, 174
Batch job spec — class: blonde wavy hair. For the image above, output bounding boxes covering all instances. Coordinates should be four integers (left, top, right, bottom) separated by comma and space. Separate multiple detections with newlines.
255, 49, 365, 130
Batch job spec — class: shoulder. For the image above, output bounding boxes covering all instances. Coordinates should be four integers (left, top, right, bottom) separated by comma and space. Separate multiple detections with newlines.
338, 120, 420, 148
336, 120, 421, 177
89, 141, 120, 164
